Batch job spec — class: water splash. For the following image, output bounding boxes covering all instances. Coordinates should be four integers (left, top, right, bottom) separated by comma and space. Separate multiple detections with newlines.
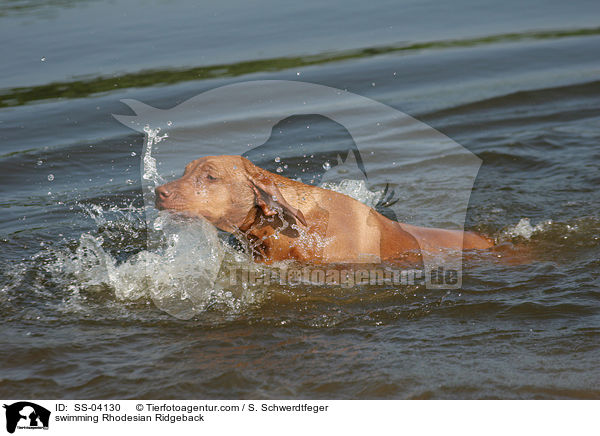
39, 176, 397, 317
320, 179, 385, 209
142, 125, 168, 185
502, 218, 552, 239
499, 217, 600, 251
48, 204, 241, 319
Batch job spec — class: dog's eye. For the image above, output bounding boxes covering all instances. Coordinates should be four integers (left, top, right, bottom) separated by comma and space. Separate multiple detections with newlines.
206, 174, 217, 181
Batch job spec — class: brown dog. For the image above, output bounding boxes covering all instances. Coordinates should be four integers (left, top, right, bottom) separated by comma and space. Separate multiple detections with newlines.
155, 155, 493, 265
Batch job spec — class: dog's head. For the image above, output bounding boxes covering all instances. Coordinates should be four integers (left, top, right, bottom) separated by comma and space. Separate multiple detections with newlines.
155, 155, 306, 232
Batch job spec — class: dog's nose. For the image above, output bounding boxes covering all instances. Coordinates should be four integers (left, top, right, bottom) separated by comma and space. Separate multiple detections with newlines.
155, 185, 172, 200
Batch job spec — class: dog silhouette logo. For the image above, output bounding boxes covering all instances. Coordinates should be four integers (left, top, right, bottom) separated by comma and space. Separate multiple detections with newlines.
3, 402, 50, 434
113, 80, 483, 319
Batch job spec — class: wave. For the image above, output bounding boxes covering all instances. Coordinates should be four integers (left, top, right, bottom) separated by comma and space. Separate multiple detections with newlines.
2, 26, 599, 108
8, 179, 396, 319
3, 177, 597, 321
500, 216, 600, 246
425, 80, 600, 123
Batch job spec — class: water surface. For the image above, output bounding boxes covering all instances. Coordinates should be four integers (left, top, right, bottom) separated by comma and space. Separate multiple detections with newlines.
1, 0, 599, 399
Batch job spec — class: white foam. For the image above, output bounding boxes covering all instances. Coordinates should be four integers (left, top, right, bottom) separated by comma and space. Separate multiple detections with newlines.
142, 125, 167, 185
503, 218, 552, 239
48, 177, 396, 319
49, 204, 261, 319
319, 179, 384, 208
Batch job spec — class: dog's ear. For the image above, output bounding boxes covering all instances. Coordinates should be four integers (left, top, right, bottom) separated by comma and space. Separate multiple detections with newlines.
249, 174, 307, 227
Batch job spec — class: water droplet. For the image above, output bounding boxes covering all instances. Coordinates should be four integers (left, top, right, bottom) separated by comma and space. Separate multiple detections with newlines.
41, 57, 46, 62
47, 174, 54, 181
323, 161, 331, 170
274, 157, 281, 163
371, 82, 375, 87
131, 151, 137, 156
284, 164, 288, 169
276, 167, 283, 173
167, 121, 173, 126
36, 160, 43, 166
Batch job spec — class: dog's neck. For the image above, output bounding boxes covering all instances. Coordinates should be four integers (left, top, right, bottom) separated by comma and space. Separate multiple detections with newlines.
236, 206, 304, 263
238, 206, 260, 234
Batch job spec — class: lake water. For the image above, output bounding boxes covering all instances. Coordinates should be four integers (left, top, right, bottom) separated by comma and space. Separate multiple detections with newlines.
1, 0, 599, 399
